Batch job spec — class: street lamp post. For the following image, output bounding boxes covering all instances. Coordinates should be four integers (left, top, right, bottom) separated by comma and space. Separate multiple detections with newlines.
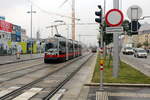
27, 4, 36, 57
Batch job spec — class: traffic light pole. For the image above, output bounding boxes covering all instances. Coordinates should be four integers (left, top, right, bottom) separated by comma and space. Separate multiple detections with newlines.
95, 5, 104, 90
99, 9, 104, 91
99, 26, 104, 90
112, 0, 120, 78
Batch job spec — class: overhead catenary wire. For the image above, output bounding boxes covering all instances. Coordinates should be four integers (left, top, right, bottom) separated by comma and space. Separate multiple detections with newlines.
58, 0, 69, 8
46, 23, 98, 28
28, 0, 79, 20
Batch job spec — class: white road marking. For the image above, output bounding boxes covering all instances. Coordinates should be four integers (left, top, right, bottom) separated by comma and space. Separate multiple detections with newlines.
13, 88, 43, 100
96, 91, 108, 100
96, 91, 150, 100
109, 92, 150, 98
50, 89, 66, 100
0, 87, 20, 97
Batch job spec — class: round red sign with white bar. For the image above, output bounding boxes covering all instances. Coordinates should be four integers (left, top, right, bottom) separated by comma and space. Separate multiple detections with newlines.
105, 9, 124, 27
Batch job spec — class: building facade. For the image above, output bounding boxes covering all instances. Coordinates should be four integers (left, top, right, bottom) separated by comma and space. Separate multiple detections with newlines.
21, 29, 28, 42
0, 19, 28, 43
123, 23, 150, 48
0, 18, 29, 55
0, 20, 12, 45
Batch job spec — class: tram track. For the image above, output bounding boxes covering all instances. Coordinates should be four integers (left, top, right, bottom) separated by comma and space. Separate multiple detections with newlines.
43, 53, 93, 100
0, 57, 43, 66
0, 54, 91, 100
0, 63, 55, 85
0, 63, 44, 76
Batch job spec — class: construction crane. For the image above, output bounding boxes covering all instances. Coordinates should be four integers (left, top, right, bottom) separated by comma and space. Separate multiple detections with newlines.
72, 0, 76, 40
59, 0, 76, 40
29, 0, 79, 40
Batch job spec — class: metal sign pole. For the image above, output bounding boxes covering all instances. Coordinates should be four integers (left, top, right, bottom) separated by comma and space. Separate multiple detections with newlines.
112, 0, 120, 78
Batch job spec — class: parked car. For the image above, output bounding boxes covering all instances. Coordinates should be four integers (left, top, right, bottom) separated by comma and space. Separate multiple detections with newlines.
134, 48, 148, 58
122, 47, 134, 55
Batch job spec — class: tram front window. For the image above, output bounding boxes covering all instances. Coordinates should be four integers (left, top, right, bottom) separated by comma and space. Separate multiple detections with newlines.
45, 42, 58, 52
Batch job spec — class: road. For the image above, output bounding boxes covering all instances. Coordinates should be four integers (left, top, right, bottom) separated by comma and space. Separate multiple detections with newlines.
86, 53, 150, 100
0, 53, 93, 100
87, 86, 150, 100
121, 53, 150, 76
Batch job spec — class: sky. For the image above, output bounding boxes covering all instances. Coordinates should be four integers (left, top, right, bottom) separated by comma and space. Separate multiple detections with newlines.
0, 0, 150, 46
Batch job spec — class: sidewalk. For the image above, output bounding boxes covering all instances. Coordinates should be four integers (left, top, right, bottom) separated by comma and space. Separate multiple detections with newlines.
0, 53, 43, 65
59, 53, 97, 100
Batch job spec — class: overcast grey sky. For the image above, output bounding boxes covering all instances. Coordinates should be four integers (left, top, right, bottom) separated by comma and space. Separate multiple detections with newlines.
0, 0, 150, 46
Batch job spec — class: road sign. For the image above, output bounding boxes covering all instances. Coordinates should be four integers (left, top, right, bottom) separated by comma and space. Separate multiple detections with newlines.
105, 9, 124, 27
106, 27, 123, 34
99, 59, 105, 66
100, 66, 104, 71
127, 5, 142, 20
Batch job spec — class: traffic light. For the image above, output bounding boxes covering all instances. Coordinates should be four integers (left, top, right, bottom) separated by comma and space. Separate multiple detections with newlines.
129, 20, 141, 35
95, 5, 102, 25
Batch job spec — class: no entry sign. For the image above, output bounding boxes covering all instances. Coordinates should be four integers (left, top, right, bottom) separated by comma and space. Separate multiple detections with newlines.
105, 9, 124, 27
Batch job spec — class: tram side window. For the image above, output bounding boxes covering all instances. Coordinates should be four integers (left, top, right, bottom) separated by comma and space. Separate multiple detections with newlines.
59, 41, 66, 54
79, 45, 81, 50
59, 41, 66, 48
75, 44, 78, 49
69, 42, 73, 52
68, 42, 72, 52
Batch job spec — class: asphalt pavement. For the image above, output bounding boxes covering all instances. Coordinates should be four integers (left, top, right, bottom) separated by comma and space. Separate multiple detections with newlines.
0, 52, 150, 100
87, 86, 150, 100
121, 53, 150, 76
86, 53, 150, 100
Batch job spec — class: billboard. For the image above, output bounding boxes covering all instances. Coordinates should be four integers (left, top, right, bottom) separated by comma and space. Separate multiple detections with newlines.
0, 20, 12, 32
12, 25, 21, 36
11, 34, 16, 42
16, 35, 21, 42
18, 42, 27, 54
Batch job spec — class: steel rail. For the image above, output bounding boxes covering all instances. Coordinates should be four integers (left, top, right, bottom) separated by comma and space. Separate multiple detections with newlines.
43, 54, 93, 100
0, 63, 53, 85
0, 54, 88, 100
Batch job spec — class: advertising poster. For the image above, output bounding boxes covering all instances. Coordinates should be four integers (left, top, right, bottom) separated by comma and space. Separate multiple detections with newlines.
0, 20, 12, 32
16, 35, 21, 42
12, 25, 21, 36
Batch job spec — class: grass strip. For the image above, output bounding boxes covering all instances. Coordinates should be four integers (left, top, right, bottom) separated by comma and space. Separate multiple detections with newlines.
92, 54, 150, 84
